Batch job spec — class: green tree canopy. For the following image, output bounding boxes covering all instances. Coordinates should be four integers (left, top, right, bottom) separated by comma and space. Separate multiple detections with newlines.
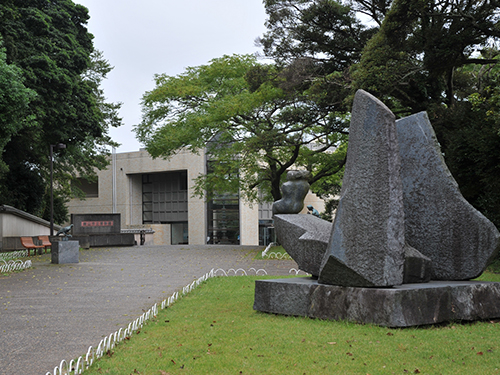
350, 0, 500, 226
259, 0, 500, 227
351, 0, 500, 111
0, 0, 121, 222
136, 54, 347, 203
0, 40, 36, 174
258, 0, 378, 69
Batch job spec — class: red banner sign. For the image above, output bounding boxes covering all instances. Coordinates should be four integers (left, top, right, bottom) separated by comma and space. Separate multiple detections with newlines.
81, 221, 114, 227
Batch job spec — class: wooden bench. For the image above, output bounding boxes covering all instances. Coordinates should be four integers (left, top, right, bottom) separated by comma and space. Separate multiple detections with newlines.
38, 235, 52, 253
20, 237, 45, 256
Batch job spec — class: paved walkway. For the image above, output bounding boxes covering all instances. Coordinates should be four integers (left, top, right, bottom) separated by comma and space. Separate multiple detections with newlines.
0, 245, 298, 375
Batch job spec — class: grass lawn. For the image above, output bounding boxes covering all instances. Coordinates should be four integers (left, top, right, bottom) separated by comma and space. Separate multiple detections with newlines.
85, 272, 500, 375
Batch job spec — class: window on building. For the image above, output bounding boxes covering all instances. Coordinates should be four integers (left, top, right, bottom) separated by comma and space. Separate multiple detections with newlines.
142, 171, 188, 225
171, 222, 188, 244
73, 177, 98, 198
205, 157, 240, 245
207, 193, 240, 245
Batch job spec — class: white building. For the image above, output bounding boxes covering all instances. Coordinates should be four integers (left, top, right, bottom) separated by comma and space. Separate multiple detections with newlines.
67, 149, 324, 246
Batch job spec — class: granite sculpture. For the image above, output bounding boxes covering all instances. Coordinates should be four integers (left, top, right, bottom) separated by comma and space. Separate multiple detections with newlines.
318, 90, 405, 287
273, 214, 332, 277
255, 89, 500, 327
272, 170, 310, 215
273, 214, 432, 284
396, 112, 500, 280
402, 244, 432, 284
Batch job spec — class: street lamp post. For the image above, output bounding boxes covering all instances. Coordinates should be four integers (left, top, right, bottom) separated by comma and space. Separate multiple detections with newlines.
50, 143, 66, 236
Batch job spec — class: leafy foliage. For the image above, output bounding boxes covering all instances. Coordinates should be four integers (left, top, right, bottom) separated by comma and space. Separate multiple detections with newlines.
258, 0, 377, 70
136, 54, 347, 203
0, 40, 37, 174
352, 0, 500, 110
0, 0, 121, 223
259, 0, 500, 227
349, 0, 500, 227
434, 52, 500, 227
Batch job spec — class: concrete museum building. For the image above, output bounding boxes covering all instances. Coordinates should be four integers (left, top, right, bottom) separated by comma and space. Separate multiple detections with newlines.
67, 148, 324, 247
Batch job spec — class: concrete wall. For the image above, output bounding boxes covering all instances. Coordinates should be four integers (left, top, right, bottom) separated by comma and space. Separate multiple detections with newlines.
302, 192, 327, 215
150, 224, 171, 246
128, 174, 143, 225
0, 205, 54, 250
240, 199, 259, 245
67, 149, 207, 246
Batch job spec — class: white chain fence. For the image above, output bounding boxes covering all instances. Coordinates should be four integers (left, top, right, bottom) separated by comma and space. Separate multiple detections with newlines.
45, 267, 307, 375
261, 242, 276, 257
1, 259, 32, 273
0, 250, 29, 261
260, 243, 292, 260
263, 251, 292, 260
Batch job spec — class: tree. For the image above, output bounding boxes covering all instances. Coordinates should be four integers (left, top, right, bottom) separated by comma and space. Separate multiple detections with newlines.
136, 54, 347, 203
350, 0, 500, 227
0, 0, 121, 222
255, 0, 380, 204
351, 0, 500, 112
433, 49, 500, 227
0, 39, 36, 174
258, 0, 377, 70
259, 0, 500, 227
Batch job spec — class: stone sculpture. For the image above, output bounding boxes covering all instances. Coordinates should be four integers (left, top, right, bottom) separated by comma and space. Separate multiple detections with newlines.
396, 112, 500, 280
254, 89, 500, 327
272, 170, 310, 215
402, 244, 432, 284
273, 214, 432, 284
273, 214, 332, 277
318, 90, 405, 287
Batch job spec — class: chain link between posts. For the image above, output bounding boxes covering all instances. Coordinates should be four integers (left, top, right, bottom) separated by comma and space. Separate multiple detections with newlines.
45, 267, 307, 375
0, 258, 32, 273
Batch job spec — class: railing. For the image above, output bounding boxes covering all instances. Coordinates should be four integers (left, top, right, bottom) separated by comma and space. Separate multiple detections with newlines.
262, 251, 292, 260
0, 258, 32, 273
0, 250, 29, 261
260, 243, 292, 260
261, 242, 276, 257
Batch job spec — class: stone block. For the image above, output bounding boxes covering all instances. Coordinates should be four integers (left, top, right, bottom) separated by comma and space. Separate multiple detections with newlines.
274, 214, 332, 277
396, 112, 500, 280
275, 214, 432, 283
69, 235, 90, 249
254, 278, 500, 327
319, 90, 405, 287
403, 244, 432, 284
51, 241, 79, 264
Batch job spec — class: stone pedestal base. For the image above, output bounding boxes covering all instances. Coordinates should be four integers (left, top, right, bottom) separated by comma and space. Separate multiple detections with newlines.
51, 241, 79, 264
254, 277, 500, 327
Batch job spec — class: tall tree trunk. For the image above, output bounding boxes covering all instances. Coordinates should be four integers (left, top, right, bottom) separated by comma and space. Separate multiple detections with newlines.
269, 163, 282, 202
446, 67, 455, 107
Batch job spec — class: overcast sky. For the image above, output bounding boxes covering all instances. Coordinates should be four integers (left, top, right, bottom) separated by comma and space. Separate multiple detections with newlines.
76, 0, 268, 152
